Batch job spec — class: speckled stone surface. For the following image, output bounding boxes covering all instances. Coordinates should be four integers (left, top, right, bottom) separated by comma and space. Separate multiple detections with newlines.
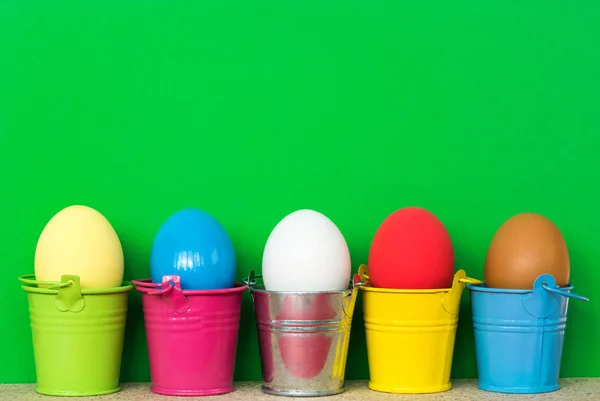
1, 379, 599, 400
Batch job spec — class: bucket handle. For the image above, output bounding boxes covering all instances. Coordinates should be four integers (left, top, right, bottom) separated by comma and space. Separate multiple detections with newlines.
18, 274, 85, 313
242, 270, 364, 290
542, 284, 589, 302
54, 275, 85, 313
357, 265, 481, 315
242, 271, 361, 320
523, 274, 589, 319
130, 279, 159, 289
241, 270, 259, 288
442, 270, 482, 315
130, 278, 179, 296
458, 277, 483, 285
138, 276, 190, 314
357, 265, 371, 286
241, 271, 258, 305
357, 265, 482, 288
19, 274, 73, 290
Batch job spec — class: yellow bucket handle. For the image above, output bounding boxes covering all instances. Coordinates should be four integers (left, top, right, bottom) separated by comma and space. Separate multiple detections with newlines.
357, 264, 371, 284
458, 277, 482, 285
358, 264, 483, 315
442, 270, 482, 315
357, 264, 482, 315
357, 265, 481, 287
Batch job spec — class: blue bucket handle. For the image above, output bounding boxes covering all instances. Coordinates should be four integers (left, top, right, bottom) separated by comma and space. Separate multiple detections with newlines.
542, 284, 589, 302
523, 274, 589, 319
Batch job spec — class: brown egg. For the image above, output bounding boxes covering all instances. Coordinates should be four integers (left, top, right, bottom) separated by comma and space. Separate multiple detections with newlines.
484, 213, 570, 289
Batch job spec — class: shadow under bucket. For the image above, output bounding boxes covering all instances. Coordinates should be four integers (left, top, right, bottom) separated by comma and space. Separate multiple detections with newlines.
467, 274, 589, 394
358, 265, 481, 394
19, 274, 133, 397
243, 271, 361, 397
132, 275, 246, 396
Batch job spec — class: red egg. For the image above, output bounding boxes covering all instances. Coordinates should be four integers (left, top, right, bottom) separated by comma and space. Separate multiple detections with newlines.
368, 207, 454, 289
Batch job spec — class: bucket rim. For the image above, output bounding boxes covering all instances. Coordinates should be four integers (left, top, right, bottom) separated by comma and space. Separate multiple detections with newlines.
19, 274, 133, 294
466, 282, 575, 294
132, 278, 248, 295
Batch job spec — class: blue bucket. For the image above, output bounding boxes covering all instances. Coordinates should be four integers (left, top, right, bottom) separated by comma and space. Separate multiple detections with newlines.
467, 274, 589, 394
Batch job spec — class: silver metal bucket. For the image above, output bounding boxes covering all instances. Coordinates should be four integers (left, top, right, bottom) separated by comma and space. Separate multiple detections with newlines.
243, 271, 362, 397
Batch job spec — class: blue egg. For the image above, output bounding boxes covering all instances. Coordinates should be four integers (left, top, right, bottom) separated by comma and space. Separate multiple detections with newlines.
150, 208, 236, 290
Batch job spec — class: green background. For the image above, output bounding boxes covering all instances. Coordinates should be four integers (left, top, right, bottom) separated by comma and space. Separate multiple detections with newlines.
1, 1, 599, 383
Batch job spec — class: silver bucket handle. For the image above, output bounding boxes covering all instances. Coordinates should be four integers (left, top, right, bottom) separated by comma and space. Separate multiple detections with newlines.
242, 270, 362, 319
241, 270, 259, 288
242, 270, 363, 291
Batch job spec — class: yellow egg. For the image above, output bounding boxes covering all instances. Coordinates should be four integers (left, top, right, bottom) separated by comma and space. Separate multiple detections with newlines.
34, 205, 124, 289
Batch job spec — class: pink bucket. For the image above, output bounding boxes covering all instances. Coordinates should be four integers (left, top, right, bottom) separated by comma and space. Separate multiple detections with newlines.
132, 275, 246, 396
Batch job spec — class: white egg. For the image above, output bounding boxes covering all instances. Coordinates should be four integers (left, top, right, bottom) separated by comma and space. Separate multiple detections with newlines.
262, 209, 351, 292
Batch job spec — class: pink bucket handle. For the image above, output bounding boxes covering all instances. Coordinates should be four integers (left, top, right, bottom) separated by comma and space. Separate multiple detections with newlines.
131, 279, 160, 289
133, 276, 190, 314
130, 277, 178, 295
150, 287, 171, 295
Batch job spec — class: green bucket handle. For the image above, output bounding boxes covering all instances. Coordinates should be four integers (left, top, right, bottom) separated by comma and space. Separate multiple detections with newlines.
19, 274, 86, 313
19, 274, 74, 290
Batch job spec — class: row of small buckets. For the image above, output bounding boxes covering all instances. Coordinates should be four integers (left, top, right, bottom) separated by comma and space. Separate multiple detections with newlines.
18, 265, 589, 397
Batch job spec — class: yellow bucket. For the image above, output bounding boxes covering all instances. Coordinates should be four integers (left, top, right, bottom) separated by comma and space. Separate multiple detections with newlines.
358, 265, 481, 394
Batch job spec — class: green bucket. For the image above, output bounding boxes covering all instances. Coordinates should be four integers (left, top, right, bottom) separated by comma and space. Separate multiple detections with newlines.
19, 274, 133, 396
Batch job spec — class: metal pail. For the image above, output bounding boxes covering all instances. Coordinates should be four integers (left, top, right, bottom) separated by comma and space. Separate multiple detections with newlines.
19, 274, 132, 396
467, 273, 589, 394
132, 275, 246, 396
243, 271, 362, 397
358, 265, 481, 394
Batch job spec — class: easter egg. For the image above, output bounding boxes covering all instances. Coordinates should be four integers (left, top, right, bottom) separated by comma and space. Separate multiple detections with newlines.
34, 205, 124, 289
150, 208, 236, 290
484, 212, 570, 289
262, 209, 351, 292
368, 207, 454, 289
